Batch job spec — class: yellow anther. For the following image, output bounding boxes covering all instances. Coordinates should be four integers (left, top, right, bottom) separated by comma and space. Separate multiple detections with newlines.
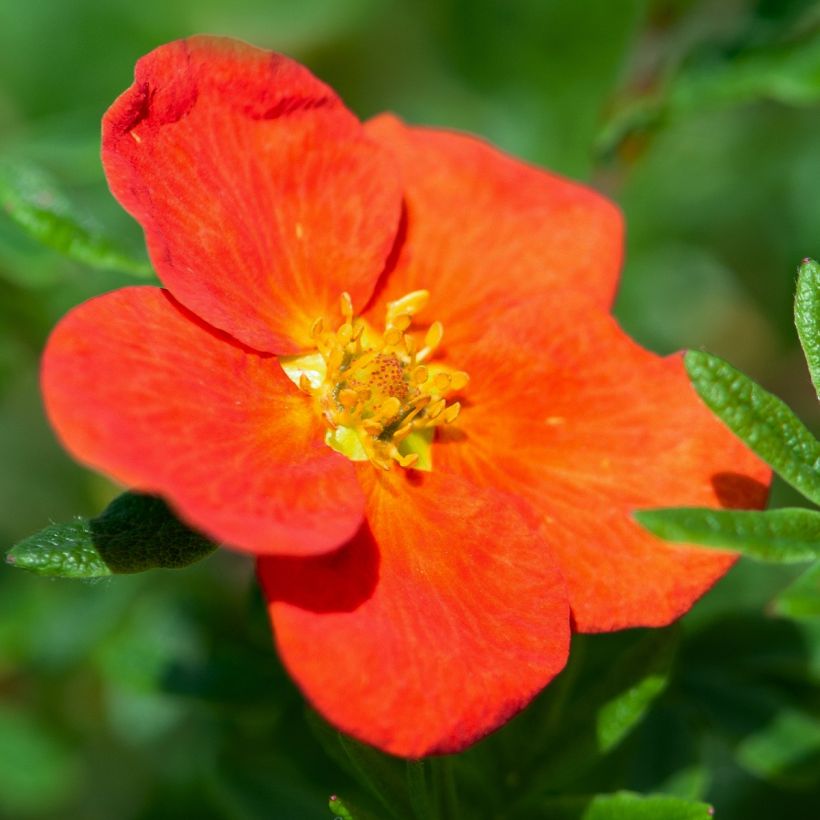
397, 452, 419, 469
310, 317, 324, 338
412, 365, 429, 384
391, 313, 413, 332
450, 371, 470, 391
338, 389, 359, 408
299, 374, 313, 393
383, 328, 403, 347
425, 321, 444, 351
351, 322, 365, 342
443, 402, 461, 423
427, 398, 446, 420
379, 396, 401, 419
392, 423, 413, 442
433, 372, 451, 392
387, 289, 429, 320
362, 420, 384, 436
404, 334, 417, 356
340, 292, 354, 320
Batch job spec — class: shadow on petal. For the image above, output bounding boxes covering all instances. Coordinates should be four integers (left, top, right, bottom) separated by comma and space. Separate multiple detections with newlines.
258, 522, 380, 613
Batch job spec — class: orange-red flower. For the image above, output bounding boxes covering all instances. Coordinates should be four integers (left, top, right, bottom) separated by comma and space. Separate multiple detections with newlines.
41, 37, 769, 757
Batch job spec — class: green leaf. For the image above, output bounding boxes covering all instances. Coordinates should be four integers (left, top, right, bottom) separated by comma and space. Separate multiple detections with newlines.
598, 32, 820, 156
0, 159, 152, 277
735, 708, 820, 787
522, 791, 714, 819
529, 630, 678, 790
685, 349, 820, 505
635, 507, 820, 563
307, 711, 408, 820
774, 562, 820, 619
5, 492, 217, 578
0, 705, 79, 816
795, 258, 820, 400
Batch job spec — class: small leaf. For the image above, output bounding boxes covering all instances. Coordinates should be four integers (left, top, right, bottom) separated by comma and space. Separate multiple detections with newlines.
795, 258, 820, 399
774, 562, 820, 619
685, 349, 820, 505
635, 507, 820, 563
0, 159, 152, 277
529, 630, 678, 790
522, 791, 713, 819
6, 492, 217, 578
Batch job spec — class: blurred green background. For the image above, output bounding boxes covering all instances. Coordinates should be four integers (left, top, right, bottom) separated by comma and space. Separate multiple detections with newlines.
1, 0, 819, 817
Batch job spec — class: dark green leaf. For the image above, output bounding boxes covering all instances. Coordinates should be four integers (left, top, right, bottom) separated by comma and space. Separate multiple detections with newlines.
530, 791, 714, 820
795, 258, 820, 399
685, 349, 820, 504
6, 492, 217, 578
774, 562, 820, 619
0, 159, 151, 277
528, 630, 678, 790
635, 507, 820, 562
307, 711, 408, 820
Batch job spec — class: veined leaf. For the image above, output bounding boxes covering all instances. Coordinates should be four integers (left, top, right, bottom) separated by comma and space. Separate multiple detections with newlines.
774, 562, 820, 619
795, 258, 820, 400
635, 507, 820, 563
685, 349, 820, 505
0, 160, 151, 277
520, 791, 713, 819
5, 492, 217, 578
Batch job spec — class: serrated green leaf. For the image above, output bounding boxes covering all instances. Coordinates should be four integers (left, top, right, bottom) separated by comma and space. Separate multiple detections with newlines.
774, 562, 820, 619
685, 349, 820, 505
6, 492, 217, 578
521, 791, 713, 820
0, 159, 151, 277
795, 258, 820, 400
635, 507, 820, 562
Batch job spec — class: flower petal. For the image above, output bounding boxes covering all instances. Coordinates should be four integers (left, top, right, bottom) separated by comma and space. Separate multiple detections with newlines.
434, 293, 771, 632
42, 287, 364, 556
103, 37, 402, 354
258, 466, 570, 757
362, 114, 622, 344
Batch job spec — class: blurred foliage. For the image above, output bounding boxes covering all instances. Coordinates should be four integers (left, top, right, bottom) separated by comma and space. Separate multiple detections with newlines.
1, 0, 819, 817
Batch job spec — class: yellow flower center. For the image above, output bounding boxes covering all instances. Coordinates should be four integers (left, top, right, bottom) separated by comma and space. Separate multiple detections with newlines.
281, 290, 468, 471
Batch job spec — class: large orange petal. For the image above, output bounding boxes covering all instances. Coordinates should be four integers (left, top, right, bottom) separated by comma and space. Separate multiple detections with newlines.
42, 287, 364, 556
433, 293, 770, 632
258, 466, 570, 757
103, 37, 402, 354
362, 115, 622, 346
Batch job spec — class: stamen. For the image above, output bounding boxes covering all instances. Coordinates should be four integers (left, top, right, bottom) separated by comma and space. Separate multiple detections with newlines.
285, 290, 468, 471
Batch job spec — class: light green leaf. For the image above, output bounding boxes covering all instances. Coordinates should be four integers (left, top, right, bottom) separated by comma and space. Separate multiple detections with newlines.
774, 562, 820, 619
795, 258, 820, 399
0, 159, 151, 277
6, 492, 217, 578
530, 630, 678, 790
0, 705, 79, 816
635, 507, 820, 562
735, 708, 820, 787
598, 32, 820, 156
685, 349, 820, 505
526, 791, 713, 820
